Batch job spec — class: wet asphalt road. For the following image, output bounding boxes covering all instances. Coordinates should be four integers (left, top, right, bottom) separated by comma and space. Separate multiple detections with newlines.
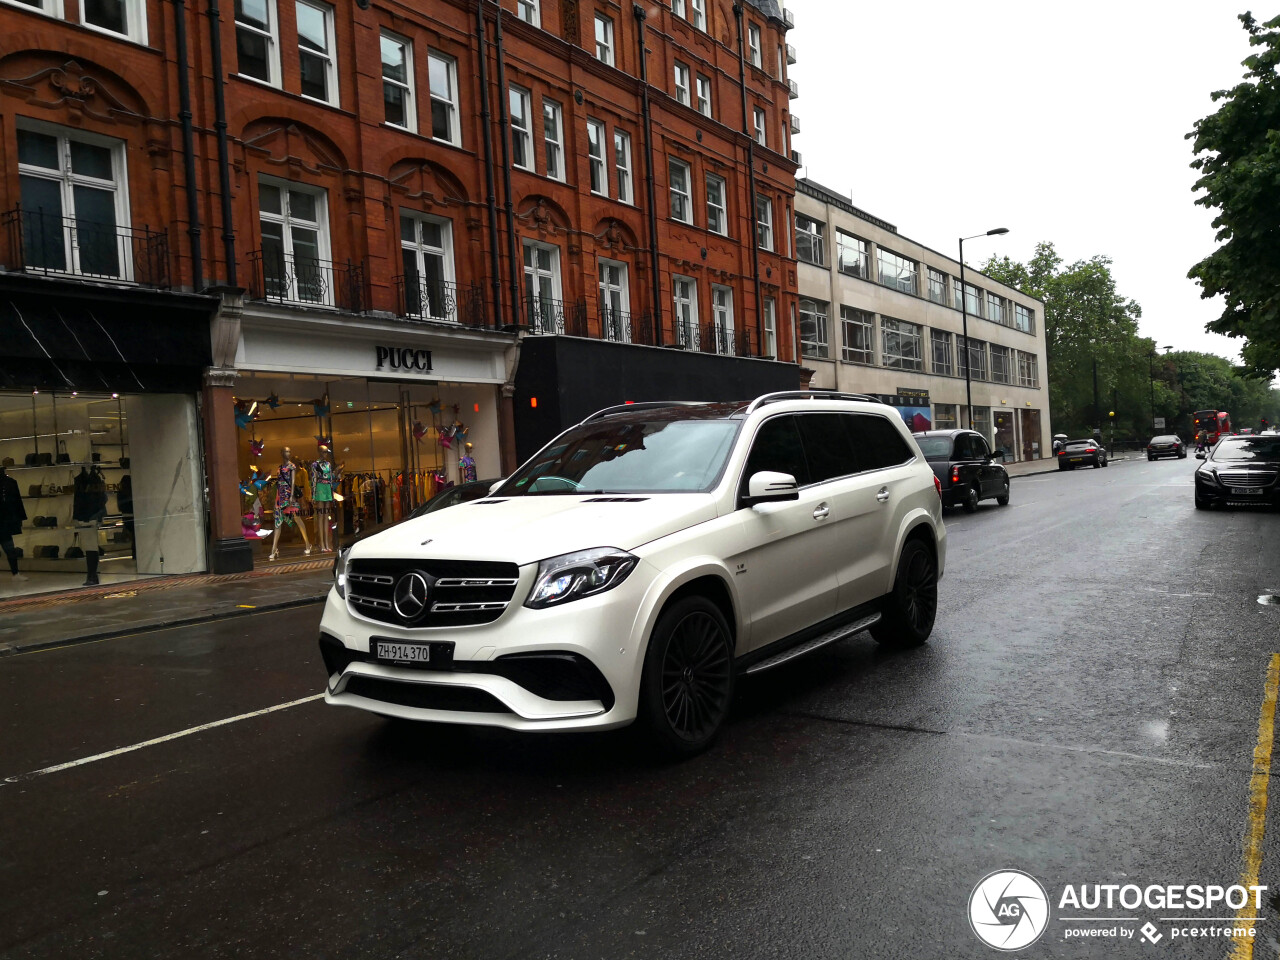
3, 457, 1280, 959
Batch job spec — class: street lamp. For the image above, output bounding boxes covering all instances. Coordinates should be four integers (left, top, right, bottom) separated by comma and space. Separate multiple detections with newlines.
958, 227, 1009, 429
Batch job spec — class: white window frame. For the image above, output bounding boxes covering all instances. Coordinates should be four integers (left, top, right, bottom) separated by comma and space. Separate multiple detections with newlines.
763, 297, 777, 359
399, 211, 456, 321
1017, 350, 1039, 387
933, 403, 959, 431
799, 298, 829, 359
614, 130, 633, 204
755, 194, 773, 251
587, 118, 607, 195
542, 98, 565, 181
598, 258, 631, 342
927, 267, 947, 304
987, 291, 1006, 325
705, 173, 727, 236
930, 329, 954, 376
795, 214, 824, 266
840, 306, 874, 364
4, 0, 64, 18
990, 343, 1013, 383
235, 0, 280, 85
295, 0, 337, 106
669, 158, 692, 224
753, 106, 767, 146
257, 176, 332, 306
594, 13, 615, 65
516, 0, 539, 26
672, 0, 685, 15
836, 230, 868, 278
711, 284, 734, 355
876, 246, 918, 295
689, 0, 705, 30
674, 61, 691, 107
880, 316, 924, 371
1015, 303, 1035, 334
672, 275, 700, 350
79, 0, 147, 44
509, 85, 534, 171
696, 74, 712, 117
748, 23, 762, 67
523, 238, 564, 333
380, 31, 415, 132
428, 51, 460, 145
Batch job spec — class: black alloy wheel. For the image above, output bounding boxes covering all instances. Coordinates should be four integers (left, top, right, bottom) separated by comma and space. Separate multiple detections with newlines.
640, 596, 734, 756
997, 479, 1010, 506
962, 485, 980, 513
871, 539, 937, 649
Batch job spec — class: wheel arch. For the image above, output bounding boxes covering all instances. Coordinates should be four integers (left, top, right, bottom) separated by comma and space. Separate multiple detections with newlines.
633, 560, 741, 661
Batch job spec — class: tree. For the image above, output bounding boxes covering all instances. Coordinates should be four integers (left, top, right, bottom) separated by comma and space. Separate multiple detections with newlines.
1187, 13, 1280, 377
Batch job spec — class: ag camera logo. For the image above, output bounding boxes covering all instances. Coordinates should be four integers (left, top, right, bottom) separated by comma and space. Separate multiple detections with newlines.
969, 870, 1050, 951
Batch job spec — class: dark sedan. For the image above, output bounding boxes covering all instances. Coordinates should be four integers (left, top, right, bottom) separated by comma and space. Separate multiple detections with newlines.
1194, 436, 1280, 509
1147, 435, 1186, 460
1057, 439, 1109, 470
913, 429, 1010, 512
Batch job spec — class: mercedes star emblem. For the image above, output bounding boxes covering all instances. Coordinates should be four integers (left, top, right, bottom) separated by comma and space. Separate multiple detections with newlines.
392, 571, 431, 621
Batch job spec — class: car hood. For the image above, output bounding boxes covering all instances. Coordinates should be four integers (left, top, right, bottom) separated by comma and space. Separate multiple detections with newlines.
345, 493, 721, 566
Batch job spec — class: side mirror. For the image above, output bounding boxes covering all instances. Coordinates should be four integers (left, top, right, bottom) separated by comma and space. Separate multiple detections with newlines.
1195, 451, 1206, 460
743, 471, 799, 507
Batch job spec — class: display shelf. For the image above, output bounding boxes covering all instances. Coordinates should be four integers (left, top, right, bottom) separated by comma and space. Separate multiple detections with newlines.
20, 493, 73, 500
0, 460, 128, 470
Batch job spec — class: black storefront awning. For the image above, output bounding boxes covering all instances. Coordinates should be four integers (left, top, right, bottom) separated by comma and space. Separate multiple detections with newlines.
0, 276, 215, 394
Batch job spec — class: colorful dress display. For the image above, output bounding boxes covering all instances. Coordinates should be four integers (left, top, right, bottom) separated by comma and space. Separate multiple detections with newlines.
311, 459, 338, 514
276, 462, 301, 526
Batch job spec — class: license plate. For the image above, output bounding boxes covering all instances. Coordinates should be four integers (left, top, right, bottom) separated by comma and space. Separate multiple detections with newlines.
374, 640, 431, 663
1231, 488, 1264, 496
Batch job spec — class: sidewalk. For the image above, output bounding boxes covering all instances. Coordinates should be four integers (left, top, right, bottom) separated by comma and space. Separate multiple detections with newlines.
1003, 454, 1135, 478
0, 560, 333, 656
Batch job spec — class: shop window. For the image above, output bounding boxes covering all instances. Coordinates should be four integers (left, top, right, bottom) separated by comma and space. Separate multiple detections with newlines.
543, 99, 565, 181
613, 130, 633, 204
296, 0, 337, 105
971, 406, 992, 446
257, 177, 332, 306
399, 213, 455, 322
933, 403, 958, 431
380, 32, 414, 131
236, 0, 280, 84
587, 119, 607, 195
16, 123, 133, 282
711, 284, 734, 355
509, 86, 533, 171
598, 259, 630, 342
523, 239, 562, 333
81, 0, 146, 42
672, 275, 699, 350
429, 52, 460, 144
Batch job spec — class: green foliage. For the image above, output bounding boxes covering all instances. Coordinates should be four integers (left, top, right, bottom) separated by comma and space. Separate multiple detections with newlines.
1187, 13, 1280, 377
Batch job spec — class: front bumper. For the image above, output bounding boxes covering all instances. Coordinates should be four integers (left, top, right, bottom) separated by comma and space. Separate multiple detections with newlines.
1195, 475, 1280, 507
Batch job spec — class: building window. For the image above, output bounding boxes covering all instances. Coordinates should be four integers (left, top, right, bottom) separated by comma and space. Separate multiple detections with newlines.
748, 23, 762, 67
876, 247, 917, 295
705, 173, 727, 236
296, 0, 337, 105
776, 43, 784, 79
236, 0, 279, 84
689, 0, 705, 30
952, 277, 964, 310
1017, 350, 1039, 387
380, 33, 414, 131
755, 194, 773, 250
543, 99, 564, 180
669, 158, 692, 223
930, 329, 954, 376
840, 307, 874, 364
799, 299, 829, 359
964, 282, 982, 316
614, 130, 633, 203
672, 0, 685, 15
753, 106, 767, 146
81, 0, 145, 42
428, 52, 460, 144
598, 258, 630, 342
258, 178, 331, 305
795, 214, 824, 266
17, 124, 129, 280
987, 292, 1006, 325
696, 74, 712, 116
1015, 303, 1034, 334
959, 336, 988, 380
594, 13, 615, 65
763, 297, 777, 358
523, 239, 563, 332
934, 403, 958, 430
673, 275, 699, 350
674, 61, 691, 106
11, 0, 63, 17
836, 230, 868, 278
711, 284, 733, 355
927, 267, 947, 304
516, 0, 539, 25
587, 118, 607, 195
881, 316, 923, 370
509, 86, 533, 170
399, 212, 455, 321
972, 406, 992, 445
990, 343, 1012, 383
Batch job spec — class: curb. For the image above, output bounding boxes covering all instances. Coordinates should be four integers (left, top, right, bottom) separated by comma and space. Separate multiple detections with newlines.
0, 592, 328, 658
1009, 455, 1135, 479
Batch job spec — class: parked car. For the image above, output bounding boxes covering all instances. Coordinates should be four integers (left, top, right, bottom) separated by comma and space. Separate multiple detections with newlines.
320, 392, 947, 755
1147, 435, 1186, 461
1194, 435, 1280, 509
409, 478, 502, 518
913, 429, 1010, 512
1057, 439, 1109, 469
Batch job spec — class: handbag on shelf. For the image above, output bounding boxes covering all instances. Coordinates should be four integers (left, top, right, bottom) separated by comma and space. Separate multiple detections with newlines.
91, 452, 101, 463
28, 484, 43, 498
33, 545, 59, 559
64, 546, 84, 559
34, 453, 52, 467
24, 453, 38, 467
32, 516, 57, 528
56, 453, 70, 464
120, 457, 130, 468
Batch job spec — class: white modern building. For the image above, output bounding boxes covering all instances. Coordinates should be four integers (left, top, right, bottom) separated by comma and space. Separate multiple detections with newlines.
794, 178, 1053, 462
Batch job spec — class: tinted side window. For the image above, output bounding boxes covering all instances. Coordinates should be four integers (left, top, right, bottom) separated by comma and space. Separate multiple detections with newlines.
742, 415, 811, 487
970, 433, 990, 458
796, 413, 860, 483
851, 414, 915, 470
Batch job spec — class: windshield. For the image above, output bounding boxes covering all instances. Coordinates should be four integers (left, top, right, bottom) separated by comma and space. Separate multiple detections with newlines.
498, 419, 741, 495
914, 436, 953, 460
1211, 438, 1280, 462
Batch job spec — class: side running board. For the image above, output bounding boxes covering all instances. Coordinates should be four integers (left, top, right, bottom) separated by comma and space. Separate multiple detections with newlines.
743, 612, 881, 676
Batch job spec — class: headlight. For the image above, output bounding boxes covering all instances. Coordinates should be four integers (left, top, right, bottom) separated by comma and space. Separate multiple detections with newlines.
1196, 467, 1218, 484
525, 547, 638, 609
334, 546, 352, 597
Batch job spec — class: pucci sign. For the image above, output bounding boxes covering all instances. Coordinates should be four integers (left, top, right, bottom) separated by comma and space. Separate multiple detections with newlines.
376, 346, 433, 373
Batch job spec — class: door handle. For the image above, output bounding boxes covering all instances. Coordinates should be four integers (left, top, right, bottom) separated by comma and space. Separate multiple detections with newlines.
876, 487, 890, 503
812, 503, 829, 520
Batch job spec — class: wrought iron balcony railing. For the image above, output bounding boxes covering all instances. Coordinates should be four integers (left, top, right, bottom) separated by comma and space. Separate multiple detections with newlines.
525, 295, 587, 336
2, 205, 169, 288
247, 248, 366, 312
395, 277, 490, 328
702, 322, 735, 356
599, 303, 632, 343
672, 317, 701, 351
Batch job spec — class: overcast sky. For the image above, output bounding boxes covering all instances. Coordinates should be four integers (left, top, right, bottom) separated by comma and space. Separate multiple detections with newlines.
789, 0, 1256, 364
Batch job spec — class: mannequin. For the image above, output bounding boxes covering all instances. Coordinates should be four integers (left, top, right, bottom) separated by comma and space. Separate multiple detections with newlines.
309, 444, 340, 553
72, 465, 109, 586
0, 464, 28, 583
268, 446, 312, 561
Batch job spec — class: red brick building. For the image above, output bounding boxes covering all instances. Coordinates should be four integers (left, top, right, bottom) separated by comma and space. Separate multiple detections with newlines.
0, 0, 800, 581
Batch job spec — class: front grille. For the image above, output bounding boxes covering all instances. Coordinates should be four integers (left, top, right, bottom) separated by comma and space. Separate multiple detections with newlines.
347, 559, 521, 627
1217, 471, 1277, 488
343, 675, 512, 713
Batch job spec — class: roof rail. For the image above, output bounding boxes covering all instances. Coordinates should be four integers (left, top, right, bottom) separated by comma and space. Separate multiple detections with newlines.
580, 400, 706, 425
745, 390, 883, 414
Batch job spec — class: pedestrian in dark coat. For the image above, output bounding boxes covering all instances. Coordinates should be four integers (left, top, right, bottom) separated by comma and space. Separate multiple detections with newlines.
0, 465, 27, 580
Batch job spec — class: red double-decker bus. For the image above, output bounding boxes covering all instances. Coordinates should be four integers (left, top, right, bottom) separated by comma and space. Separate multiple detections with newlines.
1192, 410, 1232, 444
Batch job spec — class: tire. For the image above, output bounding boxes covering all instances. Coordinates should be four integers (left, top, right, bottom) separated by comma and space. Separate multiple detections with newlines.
1102, 457, 1109, 468
638, 595, 735, 757
1058, 463, 1068, 471
871, 538, 937, 649
962, 485, 979, 513
1148, 456, 1155, 462
1195, 495, 1210, 510
996, 479, 1010, 506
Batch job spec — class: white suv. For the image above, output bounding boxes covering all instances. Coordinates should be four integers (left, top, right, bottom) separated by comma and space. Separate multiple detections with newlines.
319, 392, 946, 754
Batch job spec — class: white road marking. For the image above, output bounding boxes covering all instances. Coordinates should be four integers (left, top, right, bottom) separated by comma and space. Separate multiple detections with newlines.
2, 693, 325, 785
